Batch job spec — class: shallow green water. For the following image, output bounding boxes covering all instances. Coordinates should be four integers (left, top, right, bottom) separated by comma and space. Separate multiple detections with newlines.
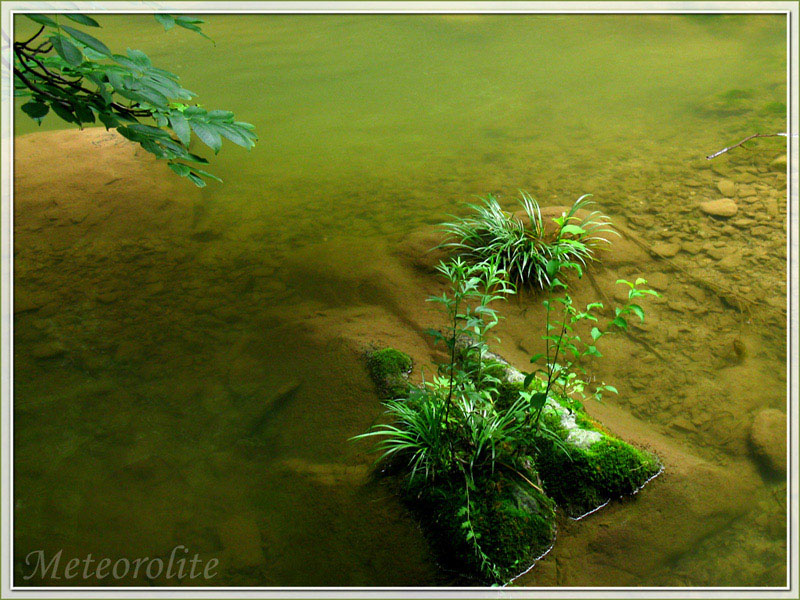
13, 13, 787, 586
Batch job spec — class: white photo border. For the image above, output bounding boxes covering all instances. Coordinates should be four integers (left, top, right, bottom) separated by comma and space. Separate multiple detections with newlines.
1, 2, 797, 598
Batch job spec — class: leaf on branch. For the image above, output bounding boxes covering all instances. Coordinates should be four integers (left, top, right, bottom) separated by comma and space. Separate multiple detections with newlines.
187, 172, 207, 187
25, 14, 58, 27
21, 101, 49, 121
49, 102, 78, 124
173, 15, 214, 43
168, 112, 191, 145
126, 48, 152, 68
168, 162, 191, 176
65, 14, 100, 27
154, 14, 176, 31
189, 120, 222, 153
61, 25, 112, 57
49, 35, 83, 67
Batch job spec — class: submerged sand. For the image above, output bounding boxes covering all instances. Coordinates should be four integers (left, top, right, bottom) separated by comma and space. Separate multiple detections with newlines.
13, 128, 787, 587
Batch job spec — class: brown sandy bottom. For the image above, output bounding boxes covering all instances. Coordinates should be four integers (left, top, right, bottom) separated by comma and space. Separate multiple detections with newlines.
13, 129, 787, 587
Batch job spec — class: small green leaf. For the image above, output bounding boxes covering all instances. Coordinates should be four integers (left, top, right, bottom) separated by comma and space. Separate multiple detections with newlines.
83, 47, 110, 61
168, 112, 191, 145
629, 304, 645, 321
545, 259, 560, 278
560, 224, 586, 237
21, 101, 49, 119
154, 14, 176, 31
187, 172, 207, 187
65, 14, 100, 27
168, 163, 190, 177
590, 327, 602, 341
49, 35, 83, 66
611, 316, 628, 331
190, 120, 222, 154
602, 385, 619, 394
61, 25, 111, 56
49, 102, 77, 124
126, 48, 151, 68
73, 102, 95, 124
530, 392, 548, 410
25, 14, 58, 27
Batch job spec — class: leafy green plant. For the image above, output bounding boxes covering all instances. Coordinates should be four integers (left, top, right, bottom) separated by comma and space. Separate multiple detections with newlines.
14, 13, 257, 186
425, 257, 515, 421
523, 277, 660, 436
440, 193, 616, 288
355, 197, 661, 583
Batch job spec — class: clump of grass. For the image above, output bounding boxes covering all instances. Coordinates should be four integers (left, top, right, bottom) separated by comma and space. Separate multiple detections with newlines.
440, 193, 616, 288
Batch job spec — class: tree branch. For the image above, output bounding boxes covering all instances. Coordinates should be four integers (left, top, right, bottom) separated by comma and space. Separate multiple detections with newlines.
706, 132, 796, 160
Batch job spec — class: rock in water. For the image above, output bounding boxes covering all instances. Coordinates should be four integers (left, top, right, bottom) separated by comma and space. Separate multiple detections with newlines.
717, 179, 736, 196
749, 408, 786, 474
770, 154, 787, 172
700, 198, 738, 218
651, 241, 681, 258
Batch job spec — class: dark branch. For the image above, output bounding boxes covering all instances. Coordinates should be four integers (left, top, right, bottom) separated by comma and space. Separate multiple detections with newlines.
20, 25, 44, 47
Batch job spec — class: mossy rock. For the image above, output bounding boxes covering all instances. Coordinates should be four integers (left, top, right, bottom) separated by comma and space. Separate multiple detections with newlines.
492, 363, 662, 519
366, 348, 413, 399
406, 464, 556, 584
534, 400, 661, 518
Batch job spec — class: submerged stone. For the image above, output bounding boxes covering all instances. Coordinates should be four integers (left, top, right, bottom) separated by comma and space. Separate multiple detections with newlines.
366, 348, 413, 399
749, 408, 786, 474
491, 358, 662, 519
700, 198, 738, 218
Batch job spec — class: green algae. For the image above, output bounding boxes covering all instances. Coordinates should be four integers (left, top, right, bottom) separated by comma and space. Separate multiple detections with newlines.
366, 348, 413, 399
536, 403, 662, 518
406, 465, 556, 583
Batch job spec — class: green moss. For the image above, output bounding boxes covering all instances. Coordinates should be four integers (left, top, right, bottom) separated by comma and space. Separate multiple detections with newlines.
761, 101, 786, 115
366, 348, 413, 399
720, 88, 754, 100
406, 463, 556, 584
533, 405, 661, 518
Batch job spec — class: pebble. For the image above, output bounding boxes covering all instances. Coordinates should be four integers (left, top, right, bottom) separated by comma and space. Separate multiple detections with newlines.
770, 155, 787, 172
680, 241, 702, 255
717, 179, 736, 196
700, 198, 738, 218
645, 272, 670, 291
731, 218, 755, 229
737, 184, 757, 198
651, 241, 681, 258
717, 255, 740, 272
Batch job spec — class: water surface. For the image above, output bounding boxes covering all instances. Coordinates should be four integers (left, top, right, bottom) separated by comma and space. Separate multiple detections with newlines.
13, 13, 787, 587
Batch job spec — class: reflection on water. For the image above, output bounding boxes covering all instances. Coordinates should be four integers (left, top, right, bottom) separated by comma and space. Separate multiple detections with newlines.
13, 13, 787, 586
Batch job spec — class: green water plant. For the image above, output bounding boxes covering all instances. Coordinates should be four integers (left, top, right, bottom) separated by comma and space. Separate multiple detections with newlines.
356, 206, 662, 583
14, 13, 257, 186
440, 193, 616, 288
356, 258, 559, 581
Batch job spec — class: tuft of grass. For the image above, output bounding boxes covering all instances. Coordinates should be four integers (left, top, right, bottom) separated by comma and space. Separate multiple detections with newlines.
440, 192, 617, 288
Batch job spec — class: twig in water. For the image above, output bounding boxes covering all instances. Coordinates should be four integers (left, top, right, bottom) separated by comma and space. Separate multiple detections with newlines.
706, 132, 796, 160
